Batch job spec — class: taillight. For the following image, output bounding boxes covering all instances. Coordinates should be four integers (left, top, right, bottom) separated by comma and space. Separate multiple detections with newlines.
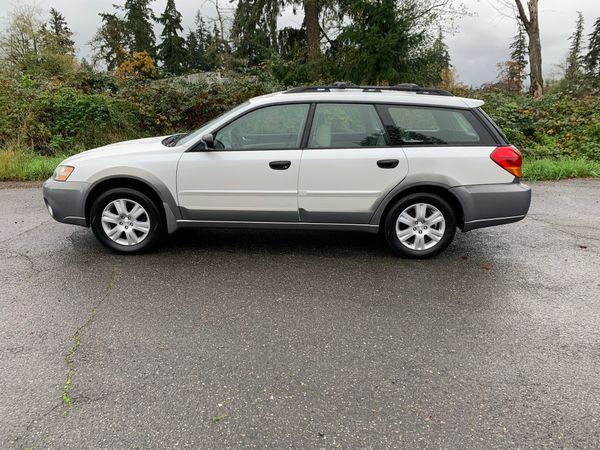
490, 146, 522, 178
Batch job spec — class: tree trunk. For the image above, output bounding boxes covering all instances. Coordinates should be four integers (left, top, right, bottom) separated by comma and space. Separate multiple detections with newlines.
303, 0, 320, 62
515, 0, 543, 97
527, 25, 543, 97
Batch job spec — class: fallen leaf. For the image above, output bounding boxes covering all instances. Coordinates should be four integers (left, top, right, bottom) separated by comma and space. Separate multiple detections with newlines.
481, 264, 492, 271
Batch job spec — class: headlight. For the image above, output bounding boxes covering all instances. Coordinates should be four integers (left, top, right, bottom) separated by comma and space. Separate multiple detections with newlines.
53, 165, 74, 182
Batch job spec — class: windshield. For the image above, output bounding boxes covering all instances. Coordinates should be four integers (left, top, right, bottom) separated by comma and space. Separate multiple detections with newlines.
176, 101, 250, 146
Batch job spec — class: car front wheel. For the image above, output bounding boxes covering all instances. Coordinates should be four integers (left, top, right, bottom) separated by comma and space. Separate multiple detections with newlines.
384, 193, 456, 259
90, 188, 163, 254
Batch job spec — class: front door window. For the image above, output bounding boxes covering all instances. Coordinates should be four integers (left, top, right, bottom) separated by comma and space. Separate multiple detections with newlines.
214, 104, 310, 150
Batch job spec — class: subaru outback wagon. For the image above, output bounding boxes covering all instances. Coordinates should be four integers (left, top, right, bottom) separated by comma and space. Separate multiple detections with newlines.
43, 83, 531, 258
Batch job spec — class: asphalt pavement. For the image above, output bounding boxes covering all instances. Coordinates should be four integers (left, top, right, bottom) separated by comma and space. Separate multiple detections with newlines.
1, 180, 599, 449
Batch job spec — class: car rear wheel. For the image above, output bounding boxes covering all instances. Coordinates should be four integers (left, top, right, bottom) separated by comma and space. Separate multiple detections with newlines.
384, 193, 456, 259
90, 188, 163, 254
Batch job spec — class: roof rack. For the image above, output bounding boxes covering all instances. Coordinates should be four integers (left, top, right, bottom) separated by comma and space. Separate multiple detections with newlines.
284, 82, 453, 96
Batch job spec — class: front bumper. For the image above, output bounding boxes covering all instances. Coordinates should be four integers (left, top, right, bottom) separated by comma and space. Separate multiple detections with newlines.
450, 182, 531, 232
43, 179, 90, 226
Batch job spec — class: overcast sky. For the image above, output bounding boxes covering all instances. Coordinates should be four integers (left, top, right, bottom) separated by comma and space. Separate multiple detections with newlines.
1, 0, 599, 86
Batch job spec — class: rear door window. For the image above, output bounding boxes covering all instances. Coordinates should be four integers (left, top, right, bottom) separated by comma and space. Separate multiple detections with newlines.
307, 103, 387, 148
379, 105, 496, 146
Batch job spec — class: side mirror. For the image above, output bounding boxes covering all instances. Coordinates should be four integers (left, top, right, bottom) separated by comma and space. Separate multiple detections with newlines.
201, 133, 215, 150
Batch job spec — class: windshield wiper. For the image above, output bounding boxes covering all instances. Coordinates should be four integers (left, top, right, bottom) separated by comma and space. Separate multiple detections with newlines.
162, 133, 188, 147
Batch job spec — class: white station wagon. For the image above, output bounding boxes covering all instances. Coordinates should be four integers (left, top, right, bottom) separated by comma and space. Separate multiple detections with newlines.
43, 83, 531, 258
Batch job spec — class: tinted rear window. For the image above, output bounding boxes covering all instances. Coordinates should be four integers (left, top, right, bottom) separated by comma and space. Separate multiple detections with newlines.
477, 107, 509, 144
379, 105, 496, 146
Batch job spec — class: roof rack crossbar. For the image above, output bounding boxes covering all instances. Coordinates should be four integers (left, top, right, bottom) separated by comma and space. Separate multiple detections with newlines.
284, 83, 453, 96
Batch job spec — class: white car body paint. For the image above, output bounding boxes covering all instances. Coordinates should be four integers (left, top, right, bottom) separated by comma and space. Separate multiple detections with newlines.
44, 87, 531, 255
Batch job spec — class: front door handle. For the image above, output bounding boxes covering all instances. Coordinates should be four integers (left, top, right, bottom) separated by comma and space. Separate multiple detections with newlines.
269, 160, 291, 170
377, 159, 399, 169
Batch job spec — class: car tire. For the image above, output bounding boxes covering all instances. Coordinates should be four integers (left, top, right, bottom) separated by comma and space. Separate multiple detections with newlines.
384, 193, 456, 259
90, 188, 163, 254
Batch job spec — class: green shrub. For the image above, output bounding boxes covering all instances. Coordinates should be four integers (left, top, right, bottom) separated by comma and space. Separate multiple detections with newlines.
0, 72, 598, 174
0, 76, 141, 155
481, 91, 600, 163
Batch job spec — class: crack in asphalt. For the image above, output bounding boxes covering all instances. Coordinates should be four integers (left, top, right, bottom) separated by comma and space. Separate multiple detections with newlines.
11, 269, 118, 449
0, 219, 53, 245
526, 215, 600, 245
62, 267, 117, 415
0, 248, 37, 272
14, 402, 62, 447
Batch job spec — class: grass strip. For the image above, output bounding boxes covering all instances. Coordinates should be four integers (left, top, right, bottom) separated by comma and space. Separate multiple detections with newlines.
1, 150, 599, 182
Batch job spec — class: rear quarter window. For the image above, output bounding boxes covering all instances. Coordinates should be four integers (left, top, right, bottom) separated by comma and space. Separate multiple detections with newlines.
379, 105, 497, 146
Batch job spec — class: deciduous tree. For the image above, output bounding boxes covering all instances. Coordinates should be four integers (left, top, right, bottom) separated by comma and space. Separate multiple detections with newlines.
0, 5, 45, 73
510, 0, 543, 97
0, 5, 76, 76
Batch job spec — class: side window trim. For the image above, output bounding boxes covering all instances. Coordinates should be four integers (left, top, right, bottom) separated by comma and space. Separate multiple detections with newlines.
300, 103, 317, 149
473, 107, 507, 145
375, 104, 397, 148
210, 102, 311, 151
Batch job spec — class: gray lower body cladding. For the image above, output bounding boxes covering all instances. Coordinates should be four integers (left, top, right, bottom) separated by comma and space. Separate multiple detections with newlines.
43, 179, 89, 226
450, 182, 531, 231
43, 178, 531, 234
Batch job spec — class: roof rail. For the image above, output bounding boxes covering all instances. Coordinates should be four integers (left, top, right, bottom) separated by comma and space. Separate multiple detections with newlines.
284, 83, 453, 96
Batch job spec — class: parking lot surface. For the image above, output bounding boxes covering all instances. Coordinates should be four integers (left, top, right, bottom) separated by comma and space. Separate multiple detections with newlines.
1, 180, 599, 449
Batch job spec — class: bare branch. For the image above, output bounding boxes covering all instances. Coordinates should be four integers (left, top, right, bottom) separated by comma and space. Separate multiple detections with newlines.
489, 0, 519, 20
514, 0, 530, 28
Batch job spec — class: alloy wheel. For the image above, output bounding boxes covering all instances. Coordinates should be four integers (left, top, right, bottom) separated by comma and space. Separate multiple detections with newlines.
395, 203, 446, 251
100, 198, 151, 246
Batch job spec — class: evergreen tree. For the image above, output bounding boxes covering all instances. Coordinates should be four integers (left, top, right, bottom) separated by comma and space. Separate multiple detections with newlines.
228, 0, 329, 78
156, 0, 186, 74
585, 17, 600, 78
202, 22, 230, 69
91, 12, 129, 70
231, 0, 279, 66
406, 27, 451, 86
426, 28, 451, 84
123, 0, 156, 57
186, 31, 200, 70
336, 0, 427, 85
565, 11, 585, 87
510, 22, 528, 85
186, 12, 214, 71
43, 8, 75, 55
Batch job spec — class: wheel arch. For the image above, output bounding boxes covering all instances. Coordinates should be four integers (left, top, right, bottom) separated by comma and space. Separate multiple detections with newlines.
372, 182, 465, 230
84, 176, 174, 230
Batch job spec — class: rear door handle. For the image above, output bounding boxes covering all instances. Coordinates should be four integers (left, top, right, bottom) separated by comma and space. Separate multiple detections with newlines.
377, 159, 399, 169
269, 160, 291, 170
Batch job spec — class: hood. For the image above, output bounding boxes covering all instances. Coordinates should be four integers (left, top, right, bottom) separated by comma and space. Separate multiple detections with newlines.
63, 136, 170, 164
